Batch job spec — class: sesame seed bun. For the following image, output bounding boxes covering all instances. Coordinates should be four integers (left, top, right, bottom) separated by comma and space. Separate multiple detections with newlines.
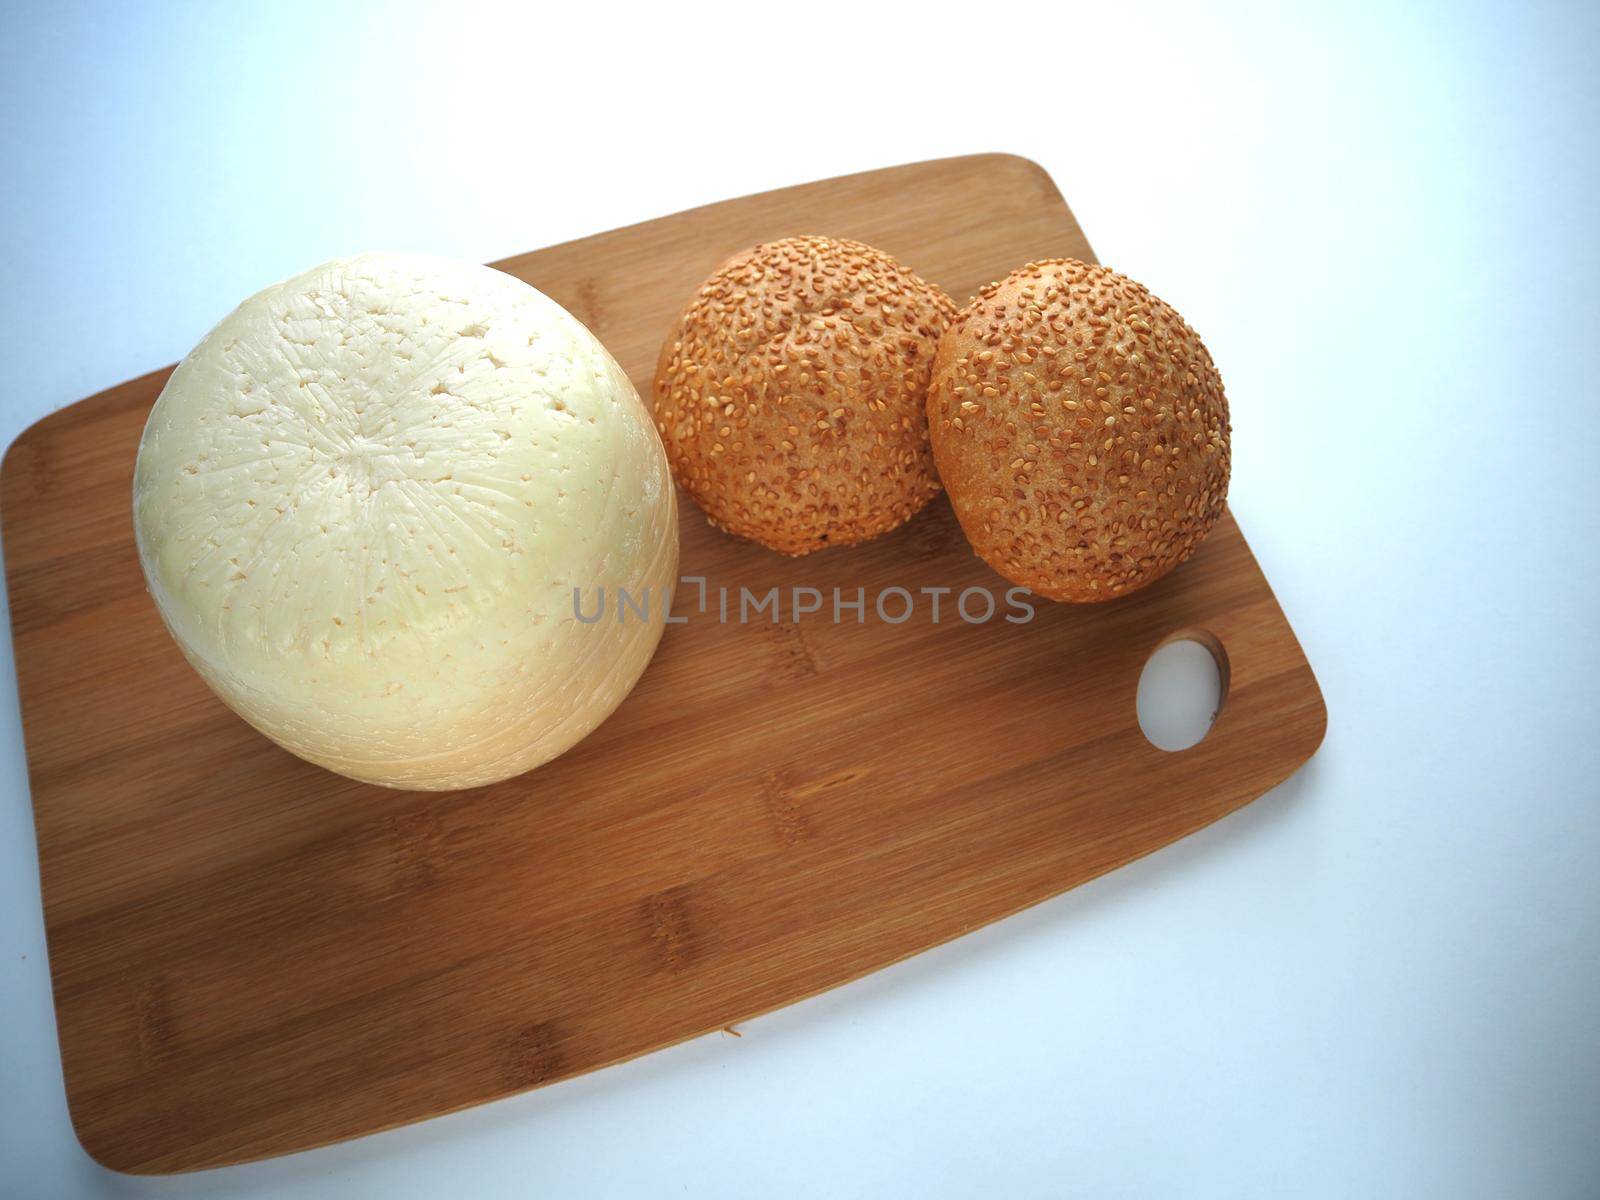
927, 259, 1230, 602
653, 236, 956, 556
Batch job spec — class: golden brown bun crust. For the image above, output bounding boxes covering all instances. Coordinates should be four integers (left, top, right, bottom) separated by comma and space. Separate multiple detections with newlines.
928, 259, 1230, 602
653, 236, 956, 556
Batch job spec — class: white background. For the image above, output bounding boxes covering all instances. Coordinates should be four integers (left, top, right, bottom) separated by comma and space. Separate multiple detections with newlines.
2, 1, 1597, 1196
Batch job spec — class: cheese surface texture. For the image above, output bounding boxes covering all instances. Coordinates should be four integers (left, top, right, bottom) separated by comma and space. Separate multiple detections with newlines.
134, 253, 678, 790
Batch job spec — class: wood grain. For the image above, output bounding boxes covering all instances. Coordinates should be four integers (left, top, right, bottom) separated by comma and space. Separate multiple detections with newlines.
0, 155, 1326, 1174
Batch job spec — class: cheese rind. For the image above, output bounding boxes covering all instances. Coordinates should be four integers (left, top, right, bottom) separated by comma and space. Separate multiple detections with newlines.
134, 252, 678, 790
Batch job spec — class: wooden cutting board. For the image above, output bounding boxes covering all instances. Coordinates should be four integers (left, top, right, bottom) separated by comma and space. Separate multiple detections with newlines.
0, 155, 1326, 1174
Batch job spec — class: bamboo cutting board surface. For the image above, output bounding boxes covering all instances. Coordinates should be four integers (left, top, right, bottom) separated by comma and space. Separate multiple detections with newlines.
0, 155, 1326, 1174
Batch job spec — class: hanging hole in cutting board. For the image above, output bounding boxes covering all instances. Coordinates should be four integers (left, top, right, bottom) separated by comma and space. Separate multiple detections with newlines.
1137, 632, 1229, 752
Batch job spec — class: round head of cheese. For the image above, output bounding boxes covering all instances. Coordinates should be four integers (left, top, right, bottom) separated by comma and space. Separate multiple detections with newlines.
927, 258, 1230, 602
652, 236, 955, 556
134, 252, 678, 790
